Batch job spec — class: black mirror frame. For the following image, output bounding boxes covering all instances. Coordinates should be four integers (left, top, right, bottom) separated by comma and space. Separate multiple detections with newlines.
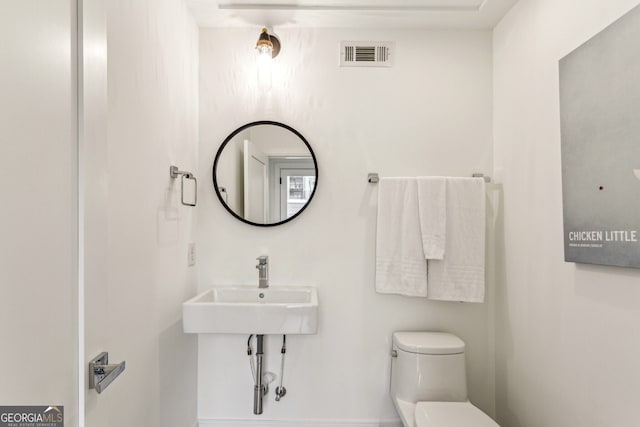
212, 121, 319, 227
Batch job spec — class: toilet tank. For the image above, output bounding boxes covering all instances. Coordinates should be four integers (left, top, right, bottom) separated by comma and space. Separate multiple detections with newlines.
390, 332, 468, 403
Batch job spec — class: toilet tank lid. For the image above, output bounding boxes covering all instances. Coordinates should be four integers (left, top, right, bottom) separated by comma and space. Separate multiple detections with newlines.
393, 332, 465, 355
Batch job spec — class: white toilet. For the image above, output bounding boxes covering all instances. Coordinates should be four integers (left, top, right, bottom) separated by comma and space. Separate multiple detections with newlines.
390, 331, 499, 427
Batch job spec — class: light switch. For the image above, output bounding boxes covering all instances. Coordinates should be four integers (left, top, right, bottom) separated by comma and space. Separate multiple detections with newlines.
188, 243, 196, 267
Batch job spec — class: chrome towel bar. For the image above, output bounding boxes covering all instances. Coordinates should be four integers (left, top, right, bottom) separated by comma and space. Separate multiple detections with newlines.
368, 172, 491, 183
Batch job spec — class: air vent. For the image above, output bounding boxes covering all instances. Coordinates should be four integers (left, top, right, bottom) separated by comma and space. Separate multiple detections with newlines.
340, 41, 394, 67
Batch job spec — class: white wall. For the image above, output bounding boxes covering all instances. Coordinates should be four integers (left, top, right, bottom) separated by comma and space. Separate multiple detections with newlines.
83, 0, 200, 426
493, 1, 640, 426
198, 28, 495, 425
0, 1, 78, 424
249, 125, 312, 156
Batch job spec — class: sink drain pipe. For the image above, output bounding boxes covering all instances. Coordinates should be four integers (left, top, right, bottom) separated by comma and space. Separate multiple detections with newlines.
247, 334, 286, 414
253, 334, 266, 414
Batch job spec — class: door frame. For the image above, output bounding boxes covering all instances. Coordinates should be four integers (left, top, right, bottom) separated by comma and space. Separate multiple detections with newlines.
268, 157, 315, 222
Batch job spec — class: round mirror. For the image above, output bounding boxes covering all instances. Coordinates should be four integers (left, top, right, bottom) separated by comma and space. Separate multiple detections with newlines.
212, 121, 318, 227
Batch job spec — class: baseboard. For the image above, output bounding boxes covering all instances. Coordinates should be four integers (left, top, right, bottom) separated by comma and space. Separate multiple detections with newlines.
198, 418, 403, 427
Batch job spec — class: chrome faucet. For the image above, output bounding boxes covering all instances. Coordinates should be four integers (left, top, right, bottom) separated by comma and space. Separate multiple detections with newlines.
256, 256, 269, 288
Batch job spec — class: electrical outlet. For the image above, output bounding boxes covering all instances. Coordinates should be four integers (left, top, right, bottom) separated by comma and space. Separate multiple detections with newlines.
188, 243, 196, 267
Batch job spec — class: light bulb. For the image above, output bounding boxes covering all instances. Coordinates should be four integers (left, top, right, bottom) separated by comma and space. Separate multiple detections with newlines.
256, 44, 273, 92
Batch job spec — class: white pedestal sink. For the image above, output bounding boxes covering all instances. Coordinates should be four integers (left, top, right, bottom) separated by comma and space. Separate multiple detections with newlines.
182, 286, 318, 335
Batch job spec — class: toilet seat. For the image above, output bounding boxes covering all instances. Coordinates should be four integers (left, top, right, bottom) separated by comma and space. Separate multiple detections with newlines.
414, 402, 499, 427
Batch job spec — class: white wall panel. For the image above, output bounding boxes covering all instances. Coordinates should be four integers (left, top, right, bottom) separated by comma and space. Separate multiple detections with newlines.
198, 28, 495, 424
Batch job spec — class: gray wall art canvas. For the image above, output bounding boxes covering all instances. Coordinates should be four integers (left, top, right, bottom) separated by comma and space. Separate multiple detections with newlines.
559, 4, 640, 268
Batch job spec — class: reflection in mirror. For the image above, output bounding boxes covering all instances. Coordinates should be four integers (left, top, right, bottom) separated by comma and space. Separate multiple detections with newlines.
212, 121, 318, 227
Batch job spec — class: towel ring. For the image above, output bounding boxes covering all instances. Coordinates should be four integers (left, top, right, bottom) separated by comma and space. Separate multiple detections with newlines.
170, 165, 197, 207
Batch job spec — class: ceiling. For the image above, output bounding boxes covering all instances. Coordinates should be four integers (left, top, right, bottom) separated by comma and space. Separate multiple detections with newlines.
187, 0, 519, 29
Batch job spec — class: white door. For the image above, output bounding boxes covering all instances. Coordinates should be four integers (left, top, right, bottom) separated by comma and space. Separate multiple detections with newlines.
81, 1, 198, 426
244, 140, 269, 223
81, 1, 112, 426
0, 1, 79, 424
279, 168, 316, 220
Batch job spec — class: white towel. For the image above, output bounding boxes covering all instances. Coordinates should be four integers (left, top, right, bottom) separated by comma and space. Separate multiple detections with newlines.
417, 177, 447, 260
375, 178, 428, 297
427, 177, 486, 303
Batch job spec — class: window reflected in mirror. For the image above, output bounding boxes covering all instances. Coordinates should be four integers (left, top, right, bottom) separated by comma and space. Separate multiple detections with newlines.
284, 173, 316, 220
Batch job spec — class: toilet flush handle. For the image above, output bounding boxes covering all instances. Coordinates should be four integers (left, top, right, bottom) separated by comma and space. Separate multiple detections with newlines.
390, 350, 397, 358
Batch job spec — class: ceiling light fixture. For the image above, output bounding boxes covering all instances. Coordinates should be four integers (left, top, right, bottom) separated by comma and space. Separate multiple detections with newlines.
255, 27, 281, 92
